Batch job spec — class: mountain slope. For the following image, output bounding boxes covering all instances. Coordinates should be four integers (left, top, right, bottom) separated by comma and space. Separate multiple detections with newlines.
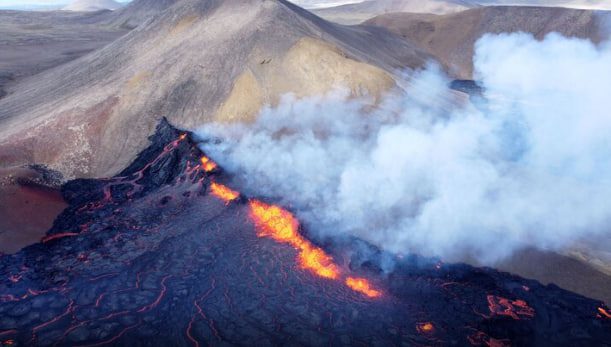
313, 0, 475, 24
106, 0, 180, 29
366, 6, 610, 78
0, 0, 429, 179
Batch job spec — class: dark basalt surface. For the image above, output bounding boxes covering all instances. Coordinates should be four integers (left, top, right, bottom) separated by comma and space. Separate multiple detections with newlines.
0, 119, 609, 346
449, 80, 483, 96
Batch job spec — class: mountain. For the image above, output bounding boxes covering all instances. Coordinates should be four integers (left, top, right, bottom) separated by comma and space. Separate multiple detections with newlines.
313, 0, 475, 24
474, 0, 611, 10
0, 0, 428, 181
366, 6, 610, 78
63, 0, 123, 12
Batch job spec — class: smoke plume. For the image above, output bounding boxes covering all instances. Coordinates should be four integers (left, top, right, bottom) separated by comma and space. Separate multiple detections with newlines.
197, 33, 611, 265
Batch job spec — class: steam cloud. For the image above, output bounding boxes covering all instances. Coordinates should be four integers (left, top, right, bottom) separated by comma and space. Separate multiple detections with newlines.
197, 33, 611, 265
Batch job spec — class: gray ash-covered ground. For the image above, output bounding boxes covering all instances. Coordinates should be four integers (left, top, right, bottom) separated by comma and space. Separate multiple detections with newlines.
0, 119, 609, 346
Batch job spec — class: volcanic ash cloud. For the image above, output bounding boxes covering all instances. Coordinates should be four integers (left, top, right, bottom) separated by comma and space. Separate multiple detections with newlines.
197, 32, 611, 265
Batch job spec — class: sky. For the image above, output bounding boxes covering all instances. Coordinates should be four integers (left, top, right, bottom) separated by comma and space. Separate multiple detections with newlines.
0, 0, 352, 10
0, 0, 130, 10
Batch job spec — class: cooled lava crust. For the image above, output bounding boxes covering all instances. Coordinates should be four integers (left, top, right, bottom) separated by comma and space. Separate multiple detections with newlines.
0, 119, 609, 346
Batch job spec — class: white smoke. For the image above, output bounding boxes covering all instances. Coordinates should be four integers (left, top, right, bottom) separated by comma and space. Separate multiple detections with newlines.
197, 32, 611, 265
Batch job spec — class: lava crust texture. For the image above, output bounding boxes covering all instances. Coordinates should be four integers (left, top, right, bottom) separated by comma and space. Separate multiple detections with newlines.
0, 119, 609, 346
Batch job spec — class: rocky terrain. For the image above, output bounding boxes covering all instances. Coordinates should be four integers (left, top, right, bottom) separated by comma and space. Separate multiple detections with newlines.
0, 10, 127, 99
0, 119, 608, 346
366, 6, 610, 78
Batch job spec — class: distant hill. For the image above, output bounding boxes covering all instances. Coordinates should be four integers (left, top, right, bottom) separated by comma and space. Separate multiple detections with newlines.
473, 0, 611, 10
310, 0, 611, 24
63, 0, 123, 12
366, 6, 610, 78
313, 0, 474, 24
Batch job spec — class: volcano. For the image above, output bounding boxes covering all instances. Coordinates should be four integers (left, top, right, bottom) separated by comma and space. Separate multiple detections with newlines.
0, 119, 608, 346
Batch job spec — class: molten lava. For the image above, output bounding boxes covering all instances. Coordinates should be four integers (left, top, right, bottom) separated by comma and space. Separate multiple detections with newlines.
209, 182, 239, 203
200, 156, 218, 173
599, 307, 611, 319
248, 200, 339, 280
298, 245, 339, 280
416, 322, 435, 334
487, 295, 535, 320
346, 277, 382, 298
41, 232, 79, 243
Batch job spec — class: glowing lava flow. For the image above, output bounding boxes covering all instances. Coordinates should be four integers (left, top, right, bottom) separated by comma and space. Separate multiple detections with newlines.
416, 322, 435, 334
248, 200, 340, 280
599, 307, 611, 319
200, 153, 381, 297
210, 182, 240, 203
200, 156, 218, 173
486, 295, 535, 320
345, 277, 382, 298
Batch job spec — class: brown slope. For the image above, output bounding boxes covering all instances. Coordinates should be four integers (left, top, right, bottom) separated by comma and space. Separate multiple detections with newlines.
366, 6, 610, 78
0, 0, 429, 180
0, 166, 67, 254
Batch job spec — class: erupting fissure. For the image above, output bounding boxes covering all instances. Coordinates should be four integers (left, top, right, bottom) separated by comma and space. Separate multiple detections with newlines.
209, 182, 239, 203
345, 277, 382, 298
200, 156, 218, 173
249, 200, 340, 280
201, 154, 381, 298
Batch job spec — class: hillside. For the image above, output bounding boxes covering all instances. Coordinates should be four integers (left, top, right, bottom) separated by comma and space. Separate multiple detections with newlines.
366, 6, 610, 78
0, 0, 428, 181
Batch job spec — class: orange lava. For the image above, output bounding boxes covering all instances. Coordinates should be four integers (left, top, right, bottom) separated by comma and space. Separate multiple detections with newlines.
179, 133, 187, 140
487, 295, 535, 320
41, 232, 79, 244
345, 277, 382, 298
599, 307, 611, 319
249, 200, 339, 280
210, 182, 239, 203
200, 156, 218, 173
416, 322, 435, 334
